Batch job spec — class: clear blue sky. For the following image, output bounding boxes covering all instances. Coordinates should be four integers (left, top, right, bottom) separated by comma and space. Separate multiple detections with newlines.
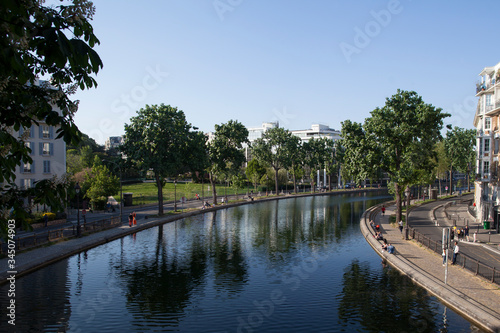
72, 0, 500, 144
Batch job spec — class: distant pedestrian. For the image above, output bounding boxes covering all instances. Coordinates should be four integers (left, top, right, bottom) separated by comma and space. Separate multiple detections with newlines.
128, 213, 133, 227
398, 220, 403, 233
452, 241, 459, 265
43, 214, 48, 227
381, 206, 385, 215
464, 225, 470, 242
132, 211, 137, 226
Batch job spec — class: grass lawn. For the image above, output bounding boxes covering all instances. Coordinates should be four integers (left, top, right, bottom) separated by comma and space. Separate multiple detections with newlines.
119, 181, 264, 206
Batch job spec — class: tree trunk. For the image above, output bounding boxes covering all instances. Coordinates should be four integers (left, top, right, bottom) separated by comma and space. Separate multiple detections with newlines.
311, 171, 316, 193
155, 173, 164, 215
274, 167, 279, 196
467, 171, 470, 192
449, 166, 453, 195
209, 172, 217, 204
395, 182, 402, 223
293, 173, 297, 194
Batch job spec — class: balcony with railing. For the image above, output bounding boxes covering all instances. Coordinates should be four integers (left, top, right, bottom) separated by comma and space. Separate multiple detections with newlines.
476, 76, 499, 95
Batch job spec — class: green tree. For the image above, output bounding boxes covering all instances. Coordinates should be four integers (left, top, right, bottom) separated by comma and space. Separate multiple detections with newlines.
0, 0, 102, 233
245, 158, 266, 191
122, 104, 202, 215
206, 120, 249, 204
85, 164, 119, 210
339, 120, 371, 186
433, 141, 449, 196
283, 134, 302, 193
252, 127, 294, 195
341, 90, 449, 222
323, 139, 339, 191
303, 138, 331, 192
444, 127, 476, 194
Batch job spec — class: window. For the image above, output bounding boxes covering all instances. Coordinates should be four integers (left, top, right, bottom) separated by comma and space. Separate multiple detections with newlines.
39, 125, 53, 139
21, 178, 34, 189
484, 138, 490, 152
25, 142, 34, 155
43, 160, 51, 173
486, 94, 492, 106
485, 117, 491, 130
23, 162, 32, 173
40, 142, 52, 155
484, 161, 490, 175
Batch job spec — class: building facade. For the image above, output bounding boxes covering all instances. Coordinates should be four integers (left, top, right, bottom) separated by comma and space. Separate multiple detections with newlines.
473, 61, 500, 231
290, 123, 341, 143
105, 136, 123, 151
291, 124, 341, 187
15, 109, 66, 191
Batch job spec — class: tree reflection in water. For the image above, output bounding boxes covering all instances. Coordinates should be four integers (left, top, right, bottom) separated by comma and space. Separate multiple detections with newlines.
339, 259, 443, 333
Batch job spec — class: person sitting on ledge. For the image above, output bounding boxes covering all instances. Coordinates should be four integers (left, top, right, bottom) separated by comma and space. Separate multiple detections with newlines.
381, 239, 388, 251
375, 231, 383, 240
370, 220, 376, 229
387, 244, 395, 254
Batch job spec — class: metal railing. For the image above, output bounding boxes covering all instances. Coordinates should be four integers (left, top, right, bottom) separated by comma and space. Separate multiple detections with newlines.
0, 216, 121, 254
409, 227, 500, 286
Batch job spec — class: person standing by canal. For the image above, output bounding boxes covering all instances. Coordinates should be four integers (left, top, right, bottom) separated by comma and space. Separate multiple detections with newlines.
381, 205, 386, 215
452, 241, 459, 265
398, 220, 403, 233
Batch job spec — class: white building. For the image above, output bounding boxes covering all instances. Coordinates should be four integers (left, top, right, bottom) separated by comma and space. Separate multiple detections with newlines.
15, 108, 66, 191
105, 136, 123, 151
291, 124, 341, 187
473, 61, 500, 230
290, 124, 341, 143
243, 121, 279, 161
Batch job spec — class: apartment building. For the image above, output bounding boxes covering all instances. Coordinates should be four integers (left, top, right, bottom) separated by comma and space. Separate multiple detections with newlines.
105, 136, 123, 151
16, 113, 66, 191
473, 61, 500, 231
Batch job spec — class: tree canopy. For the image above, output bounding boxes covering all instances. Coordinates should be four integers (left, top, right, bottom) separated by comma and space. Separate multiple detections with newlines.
252, 127, 295, 194
340, 90, 450, 221
0, 0, 102, 233
206, 120, 249, 203
121, 104, 204, 215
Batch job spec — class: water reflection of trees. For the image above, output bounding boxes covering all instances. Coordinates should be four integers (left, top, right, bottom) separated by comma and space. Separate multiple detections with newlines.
250, 194, 383, 255
116, 211, 249, 324
338, 259, 440, 333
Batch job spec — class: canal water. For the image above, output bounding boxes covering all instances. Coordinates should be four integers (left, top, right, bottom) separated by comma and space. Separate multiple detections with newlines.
1, 192, 482, 332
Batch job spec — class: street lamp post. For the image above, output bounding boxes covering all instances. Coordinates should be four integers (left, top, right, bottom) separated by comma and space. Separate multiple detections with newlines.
75, 182, 81, 237
174, 180, 177, 212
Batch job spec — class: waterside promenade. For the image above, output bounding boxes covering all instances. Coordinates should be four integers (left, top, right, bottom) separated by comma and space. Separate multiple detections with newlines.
361, 195, 500, 333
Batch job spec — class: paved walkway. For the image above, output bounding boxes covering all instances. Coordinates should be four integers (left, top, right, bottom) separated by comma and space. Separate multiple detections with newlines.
361, 197, 500, 333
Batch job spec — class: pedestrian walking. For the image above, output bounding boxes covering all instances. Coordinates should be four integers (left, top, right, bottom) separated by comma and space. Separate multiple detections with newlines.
128, 213, 133, 227
452, 241, 459, 265
132, 211, 137, 226
381, 205, 385, 215
464, 225, 470, 242
398, 220, 403, 233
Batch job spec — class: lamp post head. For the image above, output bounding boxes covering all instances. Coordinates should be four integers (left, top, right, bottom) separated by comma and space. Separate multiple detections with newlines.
75, 182, 81, 194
